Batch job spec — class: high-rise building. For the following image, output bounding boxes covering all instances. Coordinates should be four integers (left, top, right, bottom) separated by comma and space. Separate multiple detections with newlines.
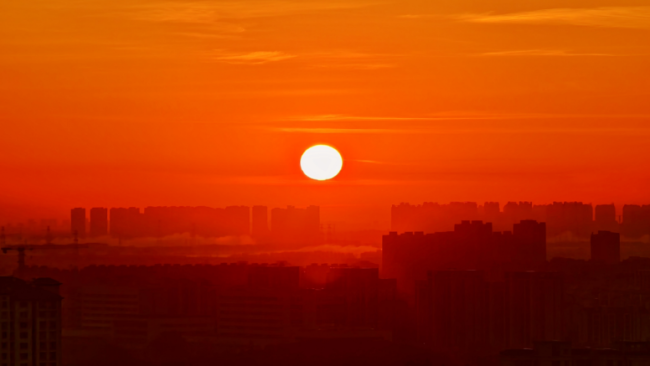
622, 205, 650, 238
503, 202, 534, 224
251, 206, 269, 240
70, 208, 86, 237
505, 272, 564, 348
513, 220, 546, 265
78, 278, 215, 346
545, 202, 593, 237
109, 207, 141, 238
89, 208, 108, 237
271, 206, 320, 245
382, 220, 548, 293
426, 270, 489, 351
224, 206, 250, 236
590, 231, 620, 265
501, 341, 650, 366
0, 277, 62, 366
391, 202, 480, 233
483, 202, 501, 226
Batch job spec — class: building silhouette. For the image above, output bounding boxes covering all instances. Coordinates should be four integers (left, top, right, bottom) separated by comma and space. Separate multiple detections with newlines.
105, 206, 251, 239
501, 341, 650, 366
416, 270, 564, 353
391, 202, 480, 234
271, 206, 320, 245
513, 220, 547, 265
70, 208, 86, 237
590, 231, 620, 265
109, 207, 141, 238
0, 277, 62, 366
391, 201, 601, 238
622, 205, 650, 238
78, 278, 215, 346
418, 270, 490, 351
382, 220, 547, 293
89, 207, 108, 237
595, 204, 618, 232
503, 202, 534, 224
505, 271, 564, 348
252, 205, 270, 240
545, 202, 593, 237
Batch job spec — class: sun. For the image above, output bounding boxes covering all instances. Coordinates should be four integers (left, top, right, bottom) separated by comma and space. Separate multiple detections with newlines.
300, 145, 343, 181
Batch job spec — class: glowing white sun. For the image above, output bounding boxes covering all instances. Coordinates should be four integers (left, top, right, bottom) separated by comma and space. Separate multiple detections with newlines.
300, 145, 343, 181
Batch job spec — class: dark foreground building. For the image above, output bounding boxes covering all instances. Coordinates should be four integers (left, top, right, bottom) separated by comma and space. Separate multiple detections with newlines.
383, 220, 547, 292
0, 277, 62, 366
591, 231, 621, 265
500, 340, 650, 366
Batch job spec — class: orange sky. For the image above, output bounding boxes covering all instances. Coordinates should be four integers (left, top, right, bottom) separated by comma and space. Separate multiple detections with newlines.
1, 0, 649, 224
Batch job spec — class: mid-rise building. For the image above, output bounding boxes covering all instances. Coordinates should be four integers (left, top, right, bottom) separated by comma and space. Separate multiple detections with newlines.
595, 204, 618, 232
622, 205, 650, 238
252, 206, 270, 240
513, 220, 547, 265
70, 208, 86, 237
89, 208, 108, 237
505, 272, 564, 348
271, 206, 320, 245
500, 341, 650, 366
382, 220, 547, 293
590, 231, 620, 265
416, 270, 564, 352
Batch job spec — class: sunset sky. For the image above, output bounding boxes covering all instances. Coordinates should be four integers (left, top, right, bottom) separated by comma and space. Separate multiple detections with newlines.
1, 0, 649, 224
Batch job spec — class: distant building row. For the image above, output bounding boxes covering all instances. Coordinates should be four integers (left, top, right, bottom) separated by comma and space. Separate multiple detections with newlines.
392, 202, 650, 238
70, 205, 320, 243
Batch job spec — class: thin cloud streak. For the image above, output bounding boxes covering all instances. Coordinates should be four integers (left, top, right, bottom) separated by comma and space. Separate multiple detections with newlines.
289, 114, 504, 122
311, 63, 396, 70
266, 126, 650, 135
287, 113, 650, 122
456, 7, 650, 29
134, 1, 380, 23
479, 49, 615, 57
303, 51, 400, 70
214, 51, 296, 64
273, 127, 402, 134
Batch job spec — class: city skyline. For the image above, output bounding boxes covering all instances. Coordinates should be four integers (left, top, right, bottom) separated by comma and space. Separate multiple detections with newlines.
2, 0, 650, 364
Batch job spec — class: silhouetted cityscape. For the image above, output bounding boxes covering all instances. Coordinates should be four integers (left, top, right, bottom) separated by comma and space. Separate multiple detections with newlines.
0, 201, 649, 365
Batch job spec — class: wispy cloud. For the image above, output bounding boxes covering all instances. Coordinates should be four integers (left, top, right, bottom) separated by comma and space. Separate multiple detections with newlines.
312, 63, 396, 70
271, 127, 402, 134
288, 114, 508, 122
214, 51, 295, 64
353, 159, 385, 164
479, 49, 614, 57
134, 1, 379, 23
456, 7, 650, 29
262, 113, 650, 135
399, 14, 445, 19
303, 51, 399, 70
267, 125, 650, 135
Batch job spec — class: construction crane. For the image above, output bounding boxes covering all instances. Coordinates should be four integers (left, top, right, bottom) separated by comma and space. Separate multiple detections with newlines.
0, 227, 89, 273
1, 245, 34, 272
1, 244, 90, 273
